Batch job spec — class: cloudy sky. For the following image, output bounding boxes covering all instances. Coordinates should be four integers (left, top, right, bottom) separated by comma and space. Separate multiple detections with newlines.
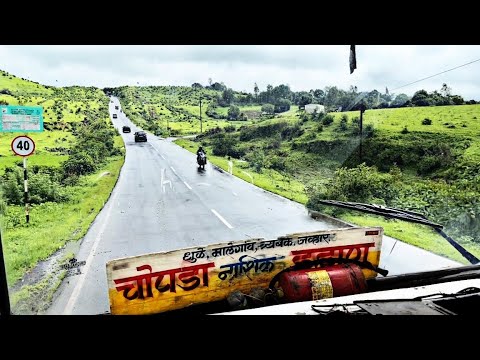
1, 45, 480, 100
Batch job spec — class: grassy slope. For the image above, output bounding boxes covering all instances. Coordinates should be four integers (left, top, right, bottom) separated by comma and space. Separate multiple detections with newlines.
4, 156, 124, 285
334, 105, 480, 161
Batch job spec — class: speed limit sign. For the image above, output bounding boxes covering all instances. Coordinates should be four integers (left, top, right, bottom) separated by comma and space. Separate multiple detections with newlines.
11, 135, 35, 156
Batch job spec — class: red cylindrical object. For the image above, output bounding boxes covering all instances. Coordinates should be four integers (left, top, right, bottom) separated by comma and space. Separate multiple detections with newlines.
277, 264, 367, 302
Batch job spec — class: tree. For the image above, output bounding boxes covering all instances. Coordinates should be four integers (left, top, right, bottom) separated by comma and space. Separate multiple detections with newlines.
274, 99, 291, 113
450, 95, 465, 105
228, 105, 240, 120
191, 83, 203, 89
211, 82, 226, 91
441, 83, 452, 97
324, 86, 340, 108
391, 93, 410, 107
222, 88, 235, 105
313, 89, 325, 103
411, 90, 432, 106
272, 84, 292, 101
208, 78, 213, 86
297, 92, 313, 106
261, 103, 275, 114
254, 83, 259, 101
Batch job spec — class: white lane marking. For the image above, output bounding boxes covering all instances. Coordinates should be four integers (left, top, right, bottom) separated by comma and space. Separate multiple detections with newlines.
211, 209, 233, 229
161, 168, 172, 193
241, 171, 254, 184
232, 192, 238, 196
170, 166, 177, 175
150, 144, 166, 160
63, 186, 120, 314
183, 181, 192, 190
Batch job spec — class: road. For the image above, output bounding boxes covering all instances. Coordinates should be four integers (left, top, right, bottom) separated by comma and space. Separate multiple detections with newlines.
46, 97, 461, 315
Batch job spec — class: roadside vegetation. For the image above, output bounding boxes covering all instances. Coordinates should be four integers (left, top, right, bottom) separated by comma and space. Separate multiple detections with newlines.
0, 69, 124, 312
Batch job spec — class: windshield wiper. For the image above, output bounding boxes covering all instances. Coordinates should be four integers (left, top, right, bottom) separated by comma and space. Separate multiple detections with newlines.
317, 200, 479, 265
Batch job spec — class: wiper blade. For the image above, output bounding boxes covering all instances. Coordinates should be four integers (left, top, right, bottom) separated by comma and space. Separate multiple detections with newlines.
317, 200, 479, 265
317, 200, 443, 228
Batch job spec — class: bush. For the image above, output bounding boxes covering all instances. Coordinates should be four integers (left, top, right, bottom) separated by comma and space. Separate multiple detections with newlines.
228, 105, 240, 120
211, 133, 237, 157
0, 189, 6, 215
63, 152, 96, 177
401, 126, 409, 134
280, 123, 304, 141
267, 155, 286, 171
28, 173, 69, 204
239, 122, 288, 141
364, 124, 375, 138
306, 163, 401, 210
274, 99, 291, 113
300, 113, 309, 123
338, 115, 348, 131
2, 171, 23, 205
224, 125, 236, 133
1, 166, 69, 205
261, 103, 275, 114
322, 115, 334, 126
422, 118, 432, 125
247, 149, 265, 172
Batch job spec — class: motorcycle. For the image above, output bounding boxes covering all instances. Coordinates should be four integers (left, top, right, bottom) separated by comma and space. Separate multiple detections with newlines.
197, 152, 207, 170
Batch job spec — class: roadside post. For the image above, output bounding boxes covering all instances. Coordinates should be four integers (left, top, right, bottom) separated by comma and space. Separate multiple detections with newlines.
359, 103, 366, 163
11, 135, 36, 223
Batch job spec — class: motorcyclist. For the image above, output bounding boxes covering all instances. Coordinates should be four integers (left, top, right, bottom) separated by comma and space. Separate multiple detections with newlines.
197, 146, 207, 164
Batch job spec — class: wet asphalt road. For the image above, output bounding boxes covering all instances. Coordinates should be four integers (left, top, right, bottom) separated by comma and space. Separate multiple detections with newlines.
46, 97, 461, 315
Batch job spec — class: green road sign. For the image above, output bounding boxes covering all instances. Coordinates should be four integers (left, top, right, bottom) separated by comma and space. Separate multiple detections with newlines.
0, 105, 44, 132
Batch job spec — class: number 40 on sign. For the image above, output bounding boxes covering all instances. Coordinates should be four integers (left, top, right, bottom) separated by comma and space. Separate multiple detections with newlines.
11, 135, 35, 157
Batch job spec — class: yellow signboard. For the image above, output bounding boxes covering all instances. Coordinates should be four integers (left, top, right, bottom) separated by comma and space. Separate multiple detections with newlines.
106, 227, 383, 315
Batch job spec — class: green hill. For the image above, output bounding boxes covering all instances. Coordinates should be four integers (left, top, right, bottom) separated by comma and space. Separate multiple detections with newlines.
0, 69, 53, 98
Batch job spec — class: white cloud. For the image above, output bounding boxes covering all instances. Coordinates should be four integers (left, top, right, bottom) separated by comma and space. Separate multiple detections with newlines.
1, 45, 480, 100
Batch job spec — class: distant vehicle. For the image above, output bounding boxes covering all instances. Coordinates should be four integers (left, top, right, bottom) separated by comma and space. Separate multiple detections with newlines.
134, 131, 147, 142
115, 106, 119, 110
122, 126, 131, 133
112, 114, 117, 119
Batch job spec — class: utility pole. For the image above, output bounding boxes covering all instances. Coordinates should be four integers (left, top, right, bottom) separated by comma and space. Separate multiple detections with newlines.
199, 97, 202, 134
359, 103, 366, 163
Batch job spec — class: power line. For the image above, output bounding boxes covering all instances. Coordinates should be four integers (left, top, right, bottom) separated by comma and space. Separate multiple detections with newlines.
390, 58, 480, 92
